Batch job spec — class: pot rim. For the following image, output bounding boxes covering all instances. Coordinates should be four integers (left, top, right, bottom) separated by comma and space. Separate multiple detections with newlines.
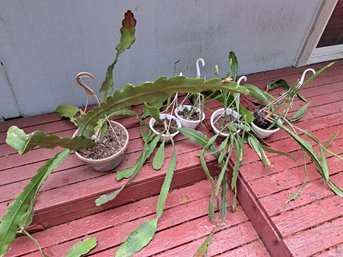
251, 121, 280, 133
149, 113, 182, 137
210, 108, 241, 137
73, 120, 129, 163
174, 105, 205, 123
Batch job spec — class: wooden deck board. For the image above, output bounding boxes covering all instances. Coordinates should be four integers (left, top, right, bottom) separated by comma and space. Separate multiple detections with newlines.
236, 61, 343, 257
5, 180, 267, 257
1, 60, 343, 256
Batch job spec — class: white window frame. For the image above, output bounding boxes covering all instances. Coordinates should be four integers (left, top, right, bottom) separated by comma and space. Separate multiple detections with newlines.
295, 0, 340, 67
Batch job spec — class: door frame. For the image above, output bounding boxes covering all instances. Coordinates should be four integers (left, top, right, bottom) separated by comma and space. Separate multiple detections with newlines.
295, 0, 339, 67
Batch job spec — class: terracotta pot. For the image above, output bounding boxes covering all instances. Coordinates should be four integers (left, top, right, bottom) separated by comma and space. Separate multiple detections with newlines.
174, 105, 205, 129
73, 121, 129, 172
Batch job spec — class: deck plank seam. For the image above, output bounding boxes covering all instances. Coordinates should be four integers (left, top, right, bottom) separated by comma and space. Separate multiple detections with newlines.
150, 220, 256, 257
270, 194, 341, 221
253, 153, 343, 200
0, 145, 211, 204
233, 170, 293, 257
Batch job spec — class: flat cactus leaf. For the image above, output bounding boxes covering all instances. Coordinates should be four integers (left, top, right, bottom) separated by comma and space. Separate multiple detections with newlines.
6, 126, 94, 155
56, 104, 82, 125
66, 238, 97, 257
116, 10, 136, 55
79, 76, 250, 137
0, 150, 71, 256
99, 10, 137, 102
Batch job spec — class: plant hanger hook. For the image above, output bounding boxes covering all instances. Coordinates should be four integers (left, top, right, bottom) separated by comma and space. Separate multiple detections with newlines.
75, 72, 96, 97
298, 68, 315, 87
196, 58, 205, 78
237, 76, 247, 85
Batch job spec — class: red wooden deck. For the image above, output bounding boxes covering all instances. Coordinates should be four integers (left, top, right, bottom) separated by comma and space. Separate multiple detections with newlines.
1, 60, 343, 256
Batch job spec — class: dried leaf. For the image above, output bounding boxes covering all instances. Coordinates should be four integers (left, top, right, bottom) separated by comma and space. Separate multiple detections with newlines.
75, 72, 96, 96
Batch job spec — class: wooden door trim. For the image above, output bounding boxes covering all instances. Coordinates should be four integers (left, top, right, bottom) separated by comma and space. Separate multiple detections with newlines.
295, 0, 338, 67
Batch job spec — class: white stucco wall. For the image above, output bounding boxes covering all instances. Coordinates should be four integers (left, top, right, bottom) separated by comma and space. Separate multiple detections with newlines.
0, 0, 321, 118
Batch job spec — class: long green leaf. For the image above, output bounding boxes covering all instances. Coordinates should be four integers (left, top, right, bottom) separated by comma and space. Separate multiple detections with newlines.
0, 150, 71, 256
260, 143, 296, 161
96, 136, 160, 206
227, 51, 238, 80
324, 132, 338, 148
301, 62, 334, 88
193, 229, 215, 257
156, 140, 176, 218
278, 122, 322, 172
231, 136, 243, 190
116, 135, 160, 180
143, 102, 161, 122
248, 135, 271, 167
6, 126, 94, 155
266, 79, 307, 102
152, 140, 165, 170
115, 141, 176, 256
66, 238, 97, 257
218, 136, 229, 164
290, 102, 310, 122
142, 100, 164, 119
176, 128, 213, 149
319, 147, 329, 182
295, 126, 343, 161
99, 10, 137, 102
94, 109, 137, 135
215, 153, 230, 196
115, 218, 158, 257
220, 174, 228, 221
78, 77, 250, 138
208, 194, 215, 221
239, 105, 254, 123
176, 128, 219, 188
327, 181, 343, 197
244, 84, 270, 104
55, 104, 81, 125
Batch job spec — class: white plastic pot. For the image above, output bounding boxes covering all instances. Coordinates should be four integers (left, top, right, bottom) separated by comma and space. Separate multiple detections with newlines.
174, 105, 205, 129
149, 114, 182, 142
210, 108, 241, 137
251, 120, 280, 139
73, 121, 129, 172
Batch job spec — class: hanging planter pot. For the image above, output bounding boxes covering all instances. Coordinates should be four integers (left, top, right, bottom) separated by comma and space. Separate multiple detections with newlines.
210, 108, 241, 137
73, 120, 129, 172
149, 113, 182, 142
175, 105, 205, 129
251, 122, 280, 139
251, 107, 281, 139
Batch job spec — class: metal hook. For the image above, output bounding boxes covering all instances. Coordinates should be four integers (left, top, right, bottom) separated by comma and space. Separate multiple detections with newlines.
75, 72, 96, 96
237, 76, 247, 85
299, 68, 315, 87
196, 58, 205, 78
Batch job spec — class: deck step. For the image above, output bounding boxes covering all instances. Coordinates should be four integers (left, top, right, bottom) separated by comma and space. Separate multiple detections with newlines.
1, 60, 343, 257
5, 180, 270, 257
